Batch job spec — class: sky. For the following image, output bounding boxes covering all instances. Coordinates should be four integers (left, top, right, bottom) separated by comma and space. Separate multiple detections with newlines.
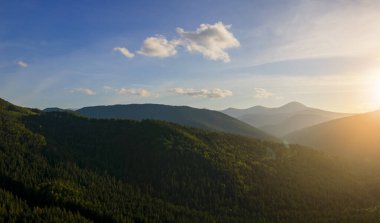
1, 0, 380, 113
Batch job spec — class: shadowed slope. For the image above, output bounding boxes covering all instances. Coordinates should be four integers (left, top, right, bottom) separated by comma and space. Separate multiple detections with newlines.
76, 104, 276, 140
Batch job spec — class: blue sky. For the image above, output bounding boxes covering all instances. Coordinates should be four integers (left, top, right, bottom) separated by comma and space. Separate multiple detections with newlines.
1, 0, 380, 112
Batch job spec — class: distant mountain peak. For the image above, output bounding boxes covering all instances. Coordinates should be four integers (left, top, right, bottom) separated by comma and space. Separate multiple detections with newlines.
280, 101, 307, 110
252, 105, 267, 109
279, 101, 308, 111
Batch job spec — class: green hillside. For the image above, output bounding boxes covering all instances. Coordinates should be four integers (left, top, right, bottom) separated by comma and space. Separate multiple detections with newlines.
1, 98, 380, 222
76, 104, 275, 141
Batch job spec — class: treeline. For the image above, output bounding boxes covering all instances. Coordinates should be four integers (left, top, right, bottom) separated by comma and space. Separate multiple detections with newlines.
1, 98, 380, 222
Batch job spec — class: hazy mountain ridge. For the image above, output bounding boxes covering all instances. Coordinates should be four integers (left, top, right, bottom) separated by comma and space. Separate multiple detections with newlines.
223, 102, 308, 118
222, 102, 352, 137
74, 103, 276, 141
285, 109, 380, 159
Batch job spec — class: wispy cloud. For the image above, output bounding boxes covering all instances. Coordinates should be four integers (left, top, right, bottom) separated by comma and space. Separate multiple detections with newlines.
170, 87, 233, 98
70, 88, 96, 96
254, 88, 274, 99
17, 60, 28, 68
176, 22, 240, 62
114, 47, 135, 58
137, 36, 178, 58
255, 1, 380, 64
104, 86, 152, 97
116, 88, 151, 97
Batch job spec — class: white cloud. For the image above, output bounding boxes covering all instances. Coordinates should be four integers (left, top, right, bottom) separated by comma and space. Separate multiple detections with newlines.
71, 88, 96, 96
103, 85, 114, 92
176, 22, 240, 62
254, 88, 274, 99
116, 88, 151, 97
130, 22, 240, 62
104, 86, 152, 97
137, 36, 178, 58
114, 47, 135, 58
17, 60, 28, 68
171, 87, 233, 98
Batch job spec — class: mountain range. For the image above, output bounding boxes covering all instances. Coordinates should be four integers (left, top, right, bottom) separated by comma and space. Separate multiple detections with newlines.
69, 104, 275, 141
222, 102, 352, 137
3, 97, 380, 222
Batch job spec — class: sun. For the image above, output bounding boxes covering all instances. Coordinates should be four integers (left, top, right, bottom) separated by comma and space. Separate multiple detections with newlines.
370, 75, 380, 106
375, 86, 380, 101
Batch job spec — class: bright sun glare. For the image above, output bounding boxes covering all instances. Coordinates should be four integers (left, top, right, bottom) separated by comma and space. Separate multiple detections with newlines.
371, 75, 380, 106
375, 86, 380, 100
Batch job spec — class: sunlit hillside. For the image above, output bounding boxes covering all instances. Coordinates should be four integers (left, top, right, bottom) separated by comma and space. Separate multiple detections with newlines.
285, 109, 380, 159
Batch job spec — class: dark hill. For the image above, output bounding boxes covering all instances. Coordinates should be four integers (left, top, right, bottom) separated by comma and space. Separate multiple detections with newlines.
43, 107, 69, 112
76, 104, 275, 140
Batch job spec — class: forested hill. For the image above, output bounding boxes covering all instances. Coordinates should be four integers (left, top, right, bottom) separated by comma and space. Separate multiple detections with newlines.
2, 97, 380, 222
75, 104, 275, 141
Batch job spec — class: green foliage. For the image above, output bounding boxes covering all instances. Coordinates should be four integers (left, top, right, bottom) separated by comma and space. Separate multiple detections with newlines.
1, 98, 380, 222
